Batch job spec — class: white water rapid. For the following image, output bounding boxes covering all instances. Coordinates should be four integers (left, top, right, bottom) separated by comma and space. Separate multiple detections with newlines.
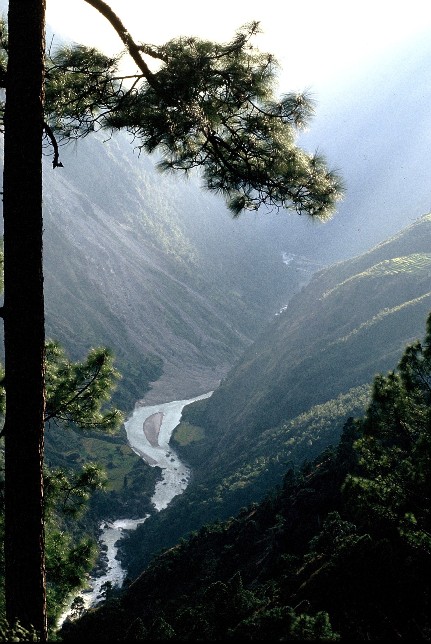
58, 390, 212, 625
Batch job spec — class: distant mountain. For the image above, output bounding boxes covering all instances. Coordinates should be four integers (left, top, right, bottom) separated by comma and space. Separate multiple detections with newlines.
38, 133, 313, 410
199, 214, 431, 450
41, 24, 431, 408
122, 211, 431, 576
2, 14, 431, 412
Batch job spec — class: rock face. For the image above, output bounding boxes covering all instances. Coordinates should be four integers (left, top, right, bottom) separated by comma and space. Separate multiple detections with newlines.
39, 132, 304, 409
39, 30, 431, 408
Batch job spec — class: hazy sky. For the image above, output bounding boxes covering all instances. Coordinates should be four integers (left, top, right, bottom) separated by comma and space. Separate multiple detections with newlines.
46, 0, 431, 93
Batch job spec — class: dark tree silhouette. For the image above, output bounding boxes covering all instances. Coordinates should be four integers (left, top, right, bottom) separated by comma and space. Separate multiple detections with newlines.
0, 0, 343, 638
2, 0, 47, 638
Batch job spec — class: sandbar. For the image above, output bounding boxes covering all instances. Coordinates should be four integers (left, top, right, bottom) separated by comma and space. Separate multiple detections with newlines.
143, 411, 164, 447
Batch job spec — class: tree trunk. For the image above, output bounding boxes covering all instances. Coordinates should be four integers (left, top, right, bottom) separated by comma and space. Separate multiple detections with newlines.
2, 0, 47, 639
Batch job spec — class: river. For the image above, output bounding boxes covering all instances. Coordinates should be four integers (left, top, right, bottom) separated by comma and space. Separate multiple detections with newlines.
58, 390, 213, 623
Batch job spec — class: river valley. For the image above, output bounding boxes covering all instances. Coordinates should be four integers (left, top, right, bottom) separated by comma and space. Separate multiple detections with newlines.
59, 391, 213, 625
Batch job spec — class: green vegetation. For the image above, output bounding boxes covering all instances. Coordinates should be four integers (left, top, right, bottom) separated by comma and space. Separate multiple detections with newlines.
1, 3, 430, 638
333, 291, 431, 346
80, 438, 141, 492
122, 385, 370, 578
59, 313, 431, 641
0, 339, 157, 635
322, 252, 431, 299
45, 423, 159, 524
171, 422, 205, 447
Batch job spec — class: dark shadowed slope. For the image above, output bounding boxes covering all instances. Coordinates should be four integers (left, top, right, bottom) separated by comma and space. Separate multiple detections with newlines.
123, 211, 431, 576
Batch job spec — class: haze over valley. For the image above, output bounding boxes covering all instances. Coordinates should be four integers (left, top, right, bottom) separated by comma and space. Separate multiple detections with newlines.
1, 2, 430, 639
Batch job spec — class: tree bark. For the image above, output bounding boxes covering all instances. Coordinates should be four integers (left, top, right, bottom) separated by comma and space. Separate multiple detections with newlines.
2, 0, 47, 639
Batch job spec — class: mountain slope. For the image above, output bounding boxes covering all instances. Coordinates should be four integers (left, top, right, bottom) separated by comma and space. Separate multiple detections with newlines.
1, 6, 431, 413
60, 391, 430, 642
38, 132, 312, 410
200, 212, 431, 446
122, 211, 431, 576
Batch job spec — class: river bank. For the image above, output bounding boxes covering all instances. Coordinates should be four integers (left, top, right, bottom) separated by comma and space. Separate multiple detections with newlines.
58, 391, 213, 627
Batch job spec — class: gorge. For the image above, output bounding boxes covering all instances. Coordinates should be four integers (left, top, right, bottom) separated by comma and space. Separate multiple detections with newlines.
60, 391, 213, 625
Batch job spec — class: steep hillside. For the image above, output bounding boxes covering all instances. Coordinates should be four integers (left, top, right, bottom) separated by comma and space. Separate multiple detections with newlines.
122, 212, 431, 575
39, 132, 312, 410
61, 364, 431, 642
0, 127, 319, 529
34, 131, 316, 527
200, 213, 431, 446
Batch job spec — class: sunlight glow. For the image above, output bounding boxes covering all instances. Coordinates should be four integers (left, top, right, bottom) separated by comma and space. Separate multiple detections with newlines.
46, 0, 431, 92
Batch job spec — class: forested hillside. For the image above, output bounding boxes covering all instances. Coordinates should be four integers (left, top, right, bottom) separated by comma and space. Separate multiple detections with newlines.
1, 4, 431, 639
123, 212, 431, 577
61, 310, 431, 641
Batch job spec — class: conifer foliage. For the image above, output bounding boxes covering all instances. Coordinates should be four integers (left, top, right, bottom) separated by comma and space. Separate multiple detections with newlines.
61, 314, 431, 641
344, 316, 431, 558
0, 0, 343, 638
42, 9, 343, 217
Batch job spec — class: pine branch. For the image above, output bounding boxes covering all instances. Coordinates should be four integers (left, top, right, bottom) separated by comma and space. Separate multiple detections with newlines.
43, 121, 63, 168
83, 0, 158, 89
44, 362, 103, 423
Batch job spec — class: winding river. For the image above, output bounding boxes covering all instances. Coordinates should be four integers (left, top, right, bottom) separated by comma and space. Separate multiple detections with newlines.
59, 390, 212, 624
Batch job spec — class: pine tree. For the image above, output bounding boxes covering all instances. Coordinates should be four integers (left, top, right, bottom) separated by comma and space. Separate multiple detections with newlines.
343, 312, 431, 554
2, 0, 47, 638
0, 0, 344, 637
